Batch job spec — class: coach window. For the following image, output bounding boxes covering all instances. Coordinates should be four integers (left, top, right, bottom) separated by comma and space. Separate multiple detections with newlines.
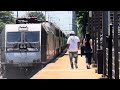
25, 31, 39, 42
7, 32, 21, 42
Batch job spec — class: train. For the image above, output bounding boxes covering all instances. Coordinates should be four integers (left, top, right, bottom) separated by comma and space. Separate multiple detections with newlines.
1, 17, 67, 77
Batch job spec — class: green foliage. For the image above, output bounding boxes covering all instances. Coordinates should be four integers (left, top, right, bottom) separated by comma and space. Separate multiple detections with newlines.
0, 11, 15, 23
0, 22, 5, 32
76, 11, 88, 37
27, 11, 45, 21
0, 11, 15, 32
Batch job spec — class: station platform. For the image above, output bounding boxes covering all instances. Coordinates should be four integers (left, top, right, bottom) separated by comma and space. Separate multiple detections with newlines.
31, 51, 102, 79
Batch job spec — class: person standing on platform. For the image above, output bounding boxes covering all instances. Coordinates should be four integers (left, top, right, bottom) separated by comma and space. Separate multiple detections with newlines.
67, 31, 80, 69
83, 34, 93, 69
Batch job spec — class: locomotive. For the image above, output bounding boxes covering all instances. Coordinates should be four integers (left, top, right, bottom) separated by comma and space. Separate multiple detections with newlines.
1, 17, 67, 77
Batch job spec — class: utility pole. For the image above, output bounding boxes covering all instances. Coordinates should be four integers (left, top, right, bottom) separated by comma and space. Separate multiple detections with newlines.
45, 11, 46, 21
17, 11, 18, 18
72, 11, 77, 35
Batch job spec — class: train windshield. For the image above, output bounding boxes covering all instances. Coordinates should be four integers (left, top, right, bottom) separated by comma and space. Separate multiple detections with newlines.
6, 31, 40, 52
7, 32, 21, 42
25, 32, 39, 42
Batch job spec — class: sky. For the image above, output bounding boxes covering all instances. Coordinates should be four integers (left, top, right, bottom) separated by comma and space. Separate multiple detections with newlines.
13, 11, 72, 32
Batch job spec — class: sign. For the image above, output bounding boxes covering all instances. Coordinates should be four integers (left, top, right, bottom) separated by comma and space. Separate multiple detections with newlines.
18, 26, 28, 31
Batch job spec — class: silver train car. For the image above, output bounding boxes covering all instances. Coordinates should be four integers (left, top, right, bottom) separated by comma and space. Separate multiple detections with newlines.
1, 17, 67, 77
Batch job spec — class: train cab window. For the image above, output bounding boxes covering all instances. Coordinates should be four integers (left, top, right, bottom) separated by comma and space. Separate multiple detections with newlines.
25, 32, 39, 42
7, 32, 21, 42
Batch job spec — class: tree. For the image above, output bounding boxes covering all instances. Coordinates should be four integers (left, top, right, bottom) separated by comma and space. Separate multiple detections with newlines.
0, 22, 5, 32
0, 11, 15, 32
76, 11, 89, 38
27, 11, 45, 21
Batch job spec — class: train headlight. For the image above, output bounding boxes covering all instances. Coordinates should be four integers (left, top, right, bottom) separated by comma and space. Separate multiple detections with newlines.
33, 60, 37, 63
9, 60, 13, 64
37, 59, 40, 62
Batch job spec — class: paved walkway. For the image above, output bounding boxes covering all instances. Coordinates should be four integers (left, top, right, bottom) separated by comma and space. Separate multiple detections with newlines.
31, 51, 102, 79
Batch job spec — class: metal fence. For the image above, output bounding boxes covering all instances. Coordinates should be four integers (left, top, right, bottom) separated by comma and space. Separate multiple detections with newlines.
103, 11, 119, 79
90, 11, 120, 79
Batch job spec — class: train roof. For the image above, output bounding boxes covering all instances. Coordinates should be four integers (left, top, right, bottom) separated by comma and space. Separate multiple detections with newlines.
42, 22, 56, 34
6, 17, 66, 36
41, 22, 66, 35
5, 24, 41, 32
16, 17, 44, 24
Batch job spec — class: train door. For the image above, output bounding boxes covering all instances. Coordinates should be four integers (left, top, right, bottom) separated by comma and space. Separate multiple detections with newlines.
54, 35, 56, 56
53, 34, 56, 56
59, 31, 61, 53
41, 27, 47, 62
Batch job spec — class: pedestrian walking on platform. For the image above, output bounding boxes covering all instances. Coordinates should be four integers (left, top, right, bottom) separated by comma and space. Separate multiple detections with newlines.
67, 31, 80, 69
83, 34, 93, 69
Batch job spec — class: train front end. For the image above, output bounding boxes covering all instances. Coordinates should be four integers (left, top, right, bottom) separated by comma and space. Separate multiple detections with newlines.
2, 24, 41, 69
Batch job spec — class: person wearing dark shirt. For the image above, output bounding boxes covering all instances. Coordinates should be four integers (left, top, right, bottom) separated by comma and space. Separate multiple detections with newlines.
83, 34, 93, 69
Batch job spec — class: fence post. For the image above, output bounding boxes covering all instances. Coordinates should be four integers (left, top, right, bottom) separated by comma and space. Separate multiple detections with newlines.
113, 11, 119, 79
102, 11, 108, 77
108, 24, 112, 79
97, 49, 103, 74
